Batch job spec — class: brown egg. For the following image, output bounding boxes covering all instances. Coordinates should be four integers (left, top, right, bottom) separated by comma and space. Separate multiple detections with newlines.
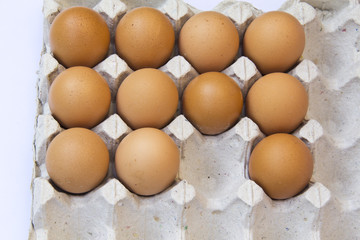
50, 7, 110, 68
49, 66, 111, 129
182, 72, 243, 135
46, 128, 109, 194
243, 11, 305, 74
116, 68, 178, 129
249, 133, 313, 200
115, 128, 180, 196
115, 7, 175, 70
179, 11, 239, 73
246, 73, 308, 135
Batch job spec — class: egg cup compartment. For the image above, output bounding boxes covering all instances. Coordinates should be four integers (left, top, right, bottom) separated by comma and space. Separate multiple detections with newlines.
32, 0, 360, 239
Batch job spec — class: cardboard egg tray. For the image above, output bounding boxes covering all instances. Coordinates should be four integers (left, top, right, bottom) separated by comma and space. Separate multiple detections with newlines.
30, 0, 360, 239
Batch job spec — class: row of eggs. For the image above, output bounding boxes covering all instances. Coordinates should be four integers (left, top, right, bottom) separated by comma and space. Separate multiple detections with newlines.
50, 6, 305, 74
45, 5, 313, 200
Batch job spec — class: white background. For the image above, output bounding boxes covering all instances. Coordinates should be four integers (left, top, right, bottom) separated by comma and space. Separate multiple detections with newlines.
0, 0, 285, 239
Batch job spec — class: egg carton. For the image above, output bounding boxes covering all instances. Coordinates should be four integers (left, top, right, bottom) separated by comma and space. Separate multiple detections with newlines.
30, 0, 360, 239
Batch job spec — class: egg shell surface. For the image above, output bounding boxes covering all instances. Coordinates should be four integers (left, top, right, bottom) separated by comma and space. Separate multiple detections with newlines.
249, 133, 313, 200
246, 72, 308, 135
48, 66, 111, 129
49, 6, 110, 68
179, 11, 240, 73
182, 72, 243, 135
116, 68, 178, 130
115, 7, 175, 70
46, 128, 109, 194
115, 128, 180, 196
243, 11, 305, 74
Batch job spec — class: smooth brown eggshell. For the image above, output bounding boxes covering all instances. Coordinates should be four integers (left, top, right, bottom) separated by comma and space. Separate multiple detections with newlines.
249, 133, 313, 200
182, 72, 243, 135
246, 73, 308, 135
50, 7, 110, 68
179, 11, 239, 73
115, 128, 180, 196
46, 128, 109, 194
115, 7, 175, 70
48, 66, 111, 129
116, 68, 178, 129
243, 11, 305, 74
